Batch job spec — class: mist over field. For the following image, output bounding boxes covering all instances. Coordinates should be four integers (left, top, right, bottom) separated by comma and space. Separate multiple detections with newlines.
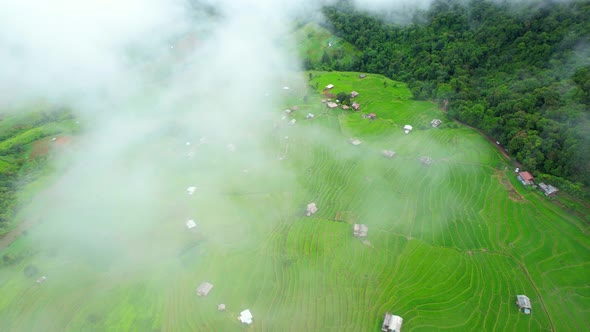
1, 0, 589, 331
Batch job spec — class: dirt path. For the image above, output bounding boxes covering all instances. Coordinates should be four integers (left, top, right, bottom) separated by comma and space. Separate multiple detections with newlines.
0, 219, 37, 251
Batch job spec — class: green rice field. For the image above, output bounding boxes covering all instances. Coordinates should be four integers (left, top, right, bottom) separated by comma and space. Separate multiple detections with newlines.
0, 71, 588, 331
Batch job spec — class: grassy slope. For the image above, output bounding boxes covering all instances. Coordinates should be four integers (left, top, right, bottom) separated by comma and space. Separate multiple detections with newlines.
293, 22, 361, 69
0, 72, 588, 331
0, 112, 78, 234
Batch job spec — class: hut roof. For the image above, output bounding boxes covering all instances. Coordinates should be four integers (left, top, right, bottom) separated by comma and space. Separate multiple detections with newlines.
187, 186, 196, 195
353, 224, 369, 237
306, 203, 318, 216
352, 102, 360, 110
342, 105, 350, 110
516, 295, 531, 314
431, 119, 442, 127
350, 139, 362, 146
539, 182, 559, 196
239, 309, 253, 324
186, 219, 197, 229
325, 84, 334, 90
327, 102, 338, 108
382, 150, 396, 158
382, 312, 403, 332
218, 304, 226, 311
518, 172, 534, 182
196, 282, 214, 296
351, 91, 359, 98
403, 125, 413, 131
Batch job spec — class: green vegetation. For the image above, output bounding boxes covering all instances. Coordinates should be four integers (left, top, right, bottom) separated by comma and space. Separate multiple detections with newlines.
0, 109, 77, 234
321, 0, 590, 191
293, 22, 361, 71
0, 71, 588, 331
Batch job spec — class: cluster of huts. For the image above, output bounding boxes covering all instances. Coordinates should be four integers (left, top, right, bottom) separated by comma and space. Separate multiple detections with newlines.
322, 83, 362, 112
516, 169, 559, 197
196, 281, 254, 325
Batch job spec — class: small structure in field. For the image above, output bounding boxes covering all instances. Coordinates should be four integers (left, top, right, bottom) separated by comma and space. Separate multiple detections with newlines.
227, 143, 236, 152
239, 309, 253, 324
359, 74, 367, 78
325, 84, 334, 90
382, 150, 396, 158
381, 312, 403, 332
36, 276, 47, 284
342, 105, 350, 110
289, 119, 296, 125
353, 224, 369, 238
306, 113, 315, 119
403, 125, 413, 134
291, 105, 298, 111
327, 102, 338, 109
368, 113, 376, 119
350, 139, 362, 146
352, 102, 360, 111
321, 99, 326, 103
517, 171, 534, 185
186, 219, 196, 230
187, 186, 197, 195
431, 119, 442, 127
351, 91, 359, 98
420, 156, 433, 166
218, 304, 226, 311
283, 86, 290, 90
306, 202, 318, 216
284, 109, 292, 114
516, 295, 531, 314
538, 183, 559, 196
196, 282, 214, 296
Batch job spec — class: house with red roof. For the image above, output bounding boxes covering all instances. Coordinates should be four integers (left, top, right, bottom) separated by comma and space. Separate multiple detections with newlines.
517, 171, 534, 185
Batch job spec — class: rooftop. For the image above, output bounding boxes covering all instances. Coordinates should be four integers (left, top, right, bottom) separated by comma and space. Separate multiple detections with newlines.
196, 282, 214, 296
353, 224, 369, 237
186, 219, 196, 229
518, 171, 534, 182
239, 309, 253, 324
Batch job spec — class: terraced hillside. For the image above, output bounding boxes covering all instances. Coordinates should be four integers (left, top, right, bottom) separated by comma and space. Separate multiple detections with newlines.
0, 72, 588, 331
293, 22, 360, 71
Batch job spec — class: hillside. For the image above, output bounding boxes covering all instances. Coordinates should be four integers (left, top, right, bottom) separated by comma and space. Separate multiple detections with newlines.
0, 71, 588, 331
0, 109, 78, 235
292, 22, 361, 71
323, 0, 590, 191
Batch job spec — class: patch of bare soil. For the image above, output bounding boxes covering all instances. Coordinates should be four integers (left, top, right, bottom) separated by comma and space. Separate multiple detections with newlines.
494, 170, 525, 202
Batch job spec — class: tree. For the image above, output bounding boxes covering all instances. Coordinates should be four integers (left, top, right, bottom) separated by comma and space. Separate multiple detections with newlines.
336, 92, 351, 105
321, 51, 332, 68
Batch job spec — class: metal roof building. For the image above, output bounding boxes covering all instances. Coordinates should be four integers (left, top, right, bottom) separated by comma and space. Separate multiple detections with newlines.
382, 312, 403, 332
516, 295, 531, 314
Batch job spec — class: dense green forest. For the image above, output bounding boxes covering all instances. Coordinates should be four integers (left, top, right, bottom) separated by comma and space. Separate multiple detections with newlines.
317, 0, 590, 192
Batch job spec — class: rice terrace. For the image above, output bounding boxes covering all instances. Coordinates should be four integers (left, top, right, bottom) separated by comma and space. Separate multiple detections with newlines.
0, 70, 588, 331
